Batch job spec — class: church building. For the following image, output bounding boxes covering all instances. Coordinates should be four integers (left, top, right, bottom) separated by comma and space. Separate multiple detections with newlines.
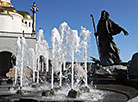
0, 0, 37, 77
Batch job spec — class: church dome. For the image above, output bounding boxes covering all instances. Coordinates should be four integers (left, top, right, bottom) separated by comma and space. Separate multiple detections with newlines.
0, 6, 16, 12
0, 0, 12, 7
0, 7, 8, 15
0, 0, 17, 15
0, 6, 17, 15
17, 11, 32, 20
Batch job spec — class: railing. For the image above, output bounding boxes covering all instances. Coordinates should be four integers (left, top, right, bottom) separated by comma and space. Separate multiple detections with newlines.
0, 31, 36, 39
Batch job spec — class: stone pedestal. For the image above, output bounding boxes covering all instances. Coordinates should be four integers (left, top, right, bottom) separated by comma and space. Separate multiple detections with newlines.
128, 53, 138, 79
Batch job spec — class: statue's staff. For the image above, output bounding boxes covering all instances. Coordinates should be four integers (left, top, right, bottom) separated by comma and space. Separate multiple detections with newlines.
90, 14, 100, 59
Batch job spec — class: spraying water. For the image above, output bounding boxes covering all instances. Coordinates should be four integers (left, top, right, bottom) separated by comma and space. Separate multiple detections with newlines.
51, 27, 61, 88
29, 48, 36, 82
20, 37, 27, 87
51, 22, 82, 89
36, 29, 47, 83
80, 26, 91, 86
14, 22, 91, 95
15, 37, 27, 87
42, 40, 49, 72
68, 30, 81, 89
15, 37, 21, 85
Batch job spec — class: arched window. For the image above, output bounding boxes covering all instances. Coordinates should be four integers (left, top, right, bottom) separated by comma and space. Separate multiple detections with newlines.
29, 22, 31, 27
25, 21, 27, 25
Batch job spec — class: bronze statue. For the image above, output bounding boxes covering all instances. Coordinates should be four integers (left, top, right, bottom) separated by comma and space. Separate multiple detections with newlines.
95, 10, 128, 66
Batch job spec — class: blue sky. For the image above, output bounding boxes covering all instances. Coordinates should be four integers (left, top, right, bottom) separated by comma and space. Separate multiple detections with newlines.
12, 0, 138, 62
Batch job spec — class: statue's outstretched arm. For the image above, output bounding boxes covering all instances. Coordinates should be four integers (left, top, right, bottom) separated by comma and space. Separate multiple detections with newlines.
110, 19, 129, 36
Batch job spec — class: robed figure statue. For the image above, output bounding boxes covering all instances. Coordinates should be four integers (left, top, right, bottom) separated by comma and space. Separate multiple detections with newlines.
95, 10, 128, 66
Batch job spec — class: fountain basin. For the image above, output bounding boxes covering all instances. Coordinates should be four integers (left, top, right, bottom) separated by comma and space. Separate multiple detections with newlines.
0, 88, 129, 102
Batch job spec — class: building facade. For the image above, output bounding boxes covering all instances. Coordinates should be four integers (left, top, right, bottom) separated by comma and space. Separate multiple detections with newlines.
0, 0, 36, 76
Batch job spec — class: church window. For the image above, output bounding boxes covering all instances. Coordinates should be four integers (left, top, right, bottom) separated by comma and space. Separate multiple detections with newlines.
29, 22, 31, 27
25, 21, 27, 25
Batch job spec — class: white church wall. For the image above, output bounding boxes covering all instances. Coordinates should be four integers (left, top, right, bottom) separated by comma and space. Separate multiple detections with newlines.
11, 12, 23, 33
0, 14, 12, 32
0, 37, 36, 56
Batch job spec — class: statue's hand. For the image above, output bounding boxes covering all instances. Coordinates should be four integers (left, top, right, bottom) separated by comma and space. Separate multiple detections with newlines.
123, 30, 129, 36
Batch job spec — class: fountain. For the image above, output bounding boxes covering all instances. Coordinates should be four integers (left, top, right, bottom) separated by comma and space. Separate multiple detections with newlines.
0, 22, 129, 102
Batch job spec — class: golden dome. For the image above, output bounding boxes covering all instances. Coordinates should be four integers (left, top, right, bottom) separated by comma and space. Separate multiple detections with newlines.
0, 1, 12, 7
0, 6, 17, 15
1, 6, 16, 12
0, 0, 17, 15
17, 11, 32, 20
0, 8, 8, 15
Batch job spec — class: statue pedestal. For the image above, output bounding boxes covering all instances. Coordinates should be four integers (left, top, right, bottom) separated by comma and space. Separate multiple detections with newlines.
128, 53, 138, 79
